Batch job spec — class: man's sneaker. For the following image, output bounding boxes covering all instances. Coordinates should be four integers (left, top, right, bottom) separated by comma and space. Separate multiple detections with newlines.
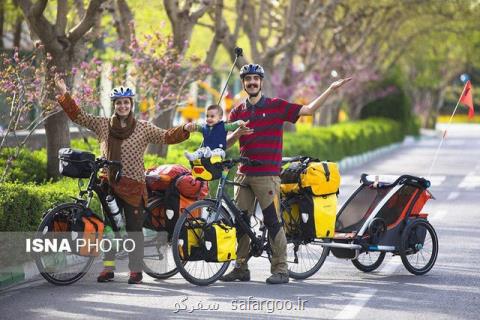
219, 268, 250, 282
266, 273, 289, 284
128, 272, 143, 284
97, 270, 114, 282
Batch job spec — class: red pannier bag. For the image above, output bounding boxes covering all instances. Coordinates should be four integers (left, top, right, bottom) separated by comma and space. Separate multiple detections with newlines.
176, 174, 209, 199
146, 164, 190, 191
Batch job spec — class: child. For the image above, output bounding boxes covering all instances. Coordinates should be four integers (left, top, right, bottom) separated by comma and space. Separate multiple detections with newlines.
184, 104, 246, 161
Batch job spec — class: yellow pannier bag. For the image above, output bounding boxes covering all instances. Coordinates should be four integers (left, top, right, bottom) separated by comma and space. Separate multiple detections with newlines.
179, 221, 204, 261
283, 201, 300, 237
203, 223, 237, 262
300, 161, 340, 196
299, 194, 337, 239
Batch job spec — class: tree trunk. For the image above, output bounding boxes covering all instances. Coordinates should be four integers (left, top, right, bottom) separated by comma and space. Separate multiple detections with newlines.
45, 56, 73, 178
147, 108, 176, 157
13, 13, 23, 48
45, 111, 71, 177
0, 1, 4, 49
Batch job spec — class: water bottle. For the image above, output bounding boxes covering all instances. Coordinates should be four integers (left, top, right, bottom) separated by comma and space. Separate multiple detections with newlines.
104, 225, 115, 240
106, 195, 125, 229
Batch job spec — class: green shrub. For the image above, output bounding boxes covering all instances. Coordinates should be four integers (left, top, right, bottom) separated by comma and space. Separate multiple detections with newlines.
0, 179, 101, 232
0, 147, 47, 184
283, 118, 403, 160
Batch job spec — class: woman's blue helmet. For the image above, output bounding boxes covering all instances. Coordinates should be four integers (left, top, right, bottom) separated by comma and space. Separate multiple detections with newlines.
240, 64, 265, 79
110, 86, 135, 100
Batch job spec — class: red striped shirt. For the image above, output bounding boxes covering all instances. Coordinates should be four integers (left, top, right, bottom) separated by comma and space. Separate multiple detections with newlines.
229, 96, 302, 176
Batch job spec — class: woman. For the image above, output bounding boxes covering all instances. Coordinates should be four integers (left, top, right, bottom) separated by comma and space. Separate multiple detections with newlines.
55, 76, 194, 284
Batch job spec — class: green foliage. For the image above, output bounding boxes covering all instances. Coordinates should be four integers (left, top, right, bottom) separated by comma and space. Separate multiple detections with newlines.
283, 119, 404, 161
0, 148, 47, 184
0, 179, 102, 232
359, 70, 419, 136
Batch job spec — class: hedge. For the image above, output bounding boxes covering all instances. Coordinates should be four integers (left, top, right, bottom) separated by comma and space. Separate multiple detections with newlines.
0, 117, 406, 232
0, 179, 102, 232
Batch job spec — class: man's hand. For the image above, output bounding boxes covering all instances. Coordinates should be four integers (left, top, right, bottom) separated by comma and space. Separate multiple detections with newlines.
54, 74, 68, 96
184, 122, 196, 132
329, 77, 352, 91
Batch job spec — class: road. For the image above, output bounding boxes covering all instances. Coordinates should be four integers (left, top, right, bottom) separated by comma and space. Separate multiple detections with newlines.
1, 124, 479, 319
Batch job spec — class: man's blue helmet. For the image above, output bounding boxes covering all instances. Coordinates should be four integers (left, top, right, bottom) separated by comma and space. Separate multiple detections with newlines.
240, 64, 265, 79
110, 86, 135, 100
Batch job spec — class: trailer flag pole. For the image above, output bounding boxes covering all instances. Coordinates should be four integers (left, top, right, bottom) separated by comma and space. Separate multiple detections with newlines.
427, 81, 474, 179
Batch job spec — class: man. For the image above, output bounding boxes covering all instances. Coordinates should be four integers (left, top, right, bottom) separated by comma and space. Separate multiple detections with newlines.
220, 63, 351, 284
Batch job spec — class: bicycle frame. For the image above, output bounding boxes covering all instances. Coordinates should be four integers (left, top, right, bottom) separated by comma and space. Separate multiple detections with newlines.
65, 159, 122, 234
208, 170, 268, 257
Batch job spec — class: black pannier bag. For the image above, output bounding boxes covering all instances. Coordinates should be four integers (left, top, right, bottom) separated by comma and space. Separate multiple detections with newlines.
58, 148, 95, 178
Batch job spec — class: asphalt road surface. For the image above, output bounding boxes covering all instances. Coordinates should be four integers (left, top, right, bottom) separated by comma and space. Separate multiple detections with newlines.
1, 124, 479, 319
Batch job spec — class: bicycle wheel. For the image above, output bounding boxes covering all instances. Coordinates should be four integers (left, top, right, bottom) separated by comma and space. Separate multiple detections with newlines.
286, 237, 330, 279
171, 200, 232, 286
352, 251, 386, 272
143, 229, 178, 279
400, 219, 438, 275
35, 203, 95, 285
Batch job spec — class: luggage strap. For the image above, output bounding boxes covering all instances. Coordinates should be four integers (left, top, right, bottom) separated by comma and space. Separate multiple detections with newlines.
321, 162, 330, 182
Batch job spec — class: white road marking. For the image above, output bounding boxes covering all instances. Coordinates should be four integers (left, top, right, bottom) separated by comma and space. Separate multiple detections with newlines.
428, 176, 446, 187
379, 256, 402, 274
335, 257, 402, 319
458, 175, 480, 190
430, 209, 447, 221
334, 288, 378, 320
447, 192, 459, 200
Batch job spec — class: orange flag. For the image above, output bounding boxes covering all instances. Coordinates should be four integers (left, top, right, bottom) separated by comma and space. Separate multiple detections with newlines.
459, 80, 474, 119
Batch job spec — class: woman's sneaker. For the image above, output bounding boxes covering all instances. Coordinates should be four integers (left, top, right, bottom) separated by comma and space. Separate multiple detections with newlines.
128, 272, 143, 284
97, 270, 114, 282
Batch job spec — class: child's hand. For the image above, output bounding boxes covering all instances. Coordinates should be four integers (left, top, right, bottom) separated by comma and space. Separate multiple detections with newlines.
238, 120, 248, 127
184, 122, 196, 132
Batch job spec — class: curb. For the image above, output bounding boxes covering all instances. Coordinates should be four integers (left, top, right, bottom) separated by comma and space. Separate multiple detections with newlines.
0, 135, 424, 291
0, 261, 40, 290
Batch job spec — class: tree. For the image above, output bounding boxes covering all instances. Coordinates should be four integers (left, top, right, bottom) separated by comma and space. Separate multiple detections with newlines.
17, 0, 106, 178
163, 0, 213, 55
0, 47, 57, 182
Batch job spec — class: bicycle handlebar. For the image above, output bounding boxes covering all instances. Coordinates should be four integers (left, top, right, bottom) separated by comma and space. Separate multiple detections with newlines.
220, 157, 263, 169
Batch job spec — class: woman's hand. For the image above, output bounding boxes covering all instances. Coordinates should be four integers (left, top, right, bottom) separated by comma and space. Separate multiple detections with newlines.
184, 122, 196, 132
54, 74, 68, 96
329, 77, 352, 91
